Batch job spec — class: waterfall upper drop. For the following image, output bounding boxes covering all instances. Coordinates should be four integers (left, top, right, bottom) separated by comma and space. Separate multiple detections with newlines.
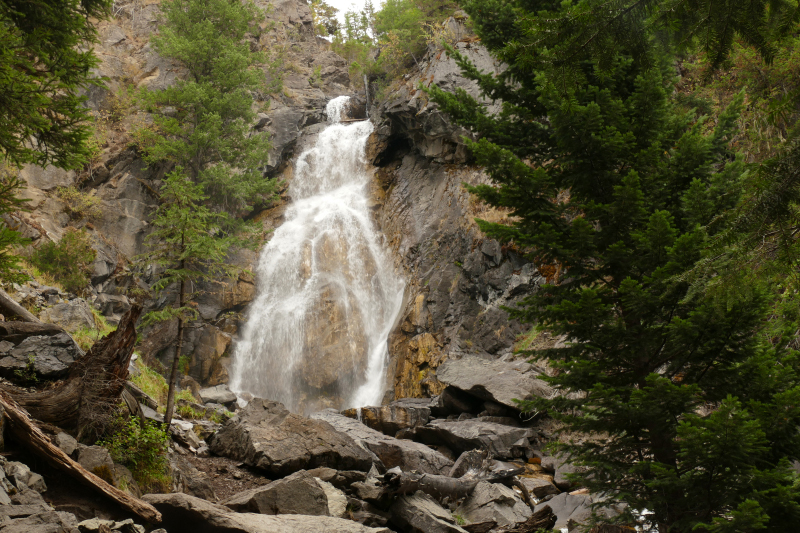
229, 96, 405, 414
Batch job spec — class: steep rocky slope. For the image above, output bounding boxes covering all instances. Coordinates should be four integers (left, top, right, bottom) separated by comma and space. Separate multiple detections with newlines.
5, 2, 540, 405
367, 20, 547, 400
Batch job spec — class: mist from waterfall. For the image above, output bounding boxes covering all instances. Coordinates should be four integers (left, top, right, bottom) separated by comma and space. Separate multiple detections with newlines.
229, 96, 405, 414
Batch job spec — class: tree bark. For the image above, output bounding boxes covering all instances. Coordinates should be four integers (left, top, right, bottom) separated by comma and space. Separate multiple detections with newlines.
163, 265, 185, 427
382, 467, 525, 500
0, 390, 161, 523
0, 287, 40, 322
0, 305, 142, 438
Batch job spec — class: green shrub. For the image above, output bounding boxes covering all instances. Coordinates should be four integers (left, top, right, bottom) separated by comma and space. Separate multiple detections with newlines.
130, 359, 168, 408
98, 412, 171, 493
28, 228, 96, 294
56, 186, 102, 220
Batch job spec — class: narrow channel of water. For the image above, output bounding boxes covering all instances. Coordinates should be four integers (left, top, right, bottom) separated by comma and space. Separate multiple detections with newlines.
229, 96, 405, 414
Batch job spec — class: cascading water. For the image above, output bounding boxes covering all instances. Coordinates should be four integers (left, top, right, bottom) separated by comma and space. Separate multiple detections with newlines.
229, 96, 405, 414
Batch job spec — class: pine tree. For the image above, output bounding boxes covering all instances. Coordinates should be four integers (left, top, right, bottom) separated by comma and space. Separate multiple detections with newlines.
0, 0, 111, 283
427, 4, 800, 529
136, 0, 277, 424
137, 0, 277, 215
140, 170, 241, 426
0, 0, 110, 169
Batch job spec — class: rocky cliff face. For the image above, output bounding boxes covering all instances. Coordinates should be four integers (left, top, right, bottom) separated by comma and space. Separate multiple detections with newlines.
6, 0, 356, 388
6, 3, 539, 404
368, 21, 545, 400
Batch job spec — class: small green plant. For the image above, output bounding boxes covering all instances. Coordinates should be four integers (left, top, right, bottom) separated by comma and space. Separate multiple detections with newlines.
27, 228, 96, 294
310, 65, 323, 87
72, 309, 116, 351
14, 354, 38, 385
130, 359, 168, 408
452, 513, 466, 526
98, 410, 171, 493
56, 186, 103, 220
178, 354, 190, 375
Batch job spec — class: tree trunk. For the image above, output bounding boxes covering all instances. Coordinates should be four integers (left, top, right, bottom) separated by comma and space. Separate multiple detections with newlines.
0, 305, 142, 438
163, 269, 186, 427
0, 390, 161, 524
0, 287, 40, 322
382, 467, 525, 500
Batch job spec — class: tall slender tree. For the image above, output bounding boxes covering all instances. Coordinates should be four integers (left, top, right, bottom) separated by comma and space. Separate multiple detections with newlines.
140, 170, 240, 426
137, 0, 277, 424
427, 2, 800, 529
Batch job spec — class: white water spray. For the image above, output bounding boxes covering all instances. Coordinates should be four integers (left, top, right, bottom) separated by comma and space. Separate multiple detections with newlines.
229, 96, 405, 414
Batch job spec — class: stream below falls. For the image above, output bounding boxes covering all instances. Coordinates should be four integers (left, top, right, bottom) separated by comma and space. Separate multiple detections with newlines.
229, 96, 405, 414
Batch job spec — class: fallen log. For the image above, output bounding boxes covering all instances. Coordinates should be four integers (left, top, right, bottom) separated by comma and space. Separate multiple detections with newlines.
382, 466, 525, 500
0, 390, 161, 523
0, 305, 142, 440
0, 288, 40, 323
0, 321, 64, 344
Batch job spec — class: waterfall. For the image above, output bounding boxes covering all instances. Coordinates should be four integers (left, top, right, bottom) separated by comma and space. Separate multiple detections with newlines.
229, 96, 405, 414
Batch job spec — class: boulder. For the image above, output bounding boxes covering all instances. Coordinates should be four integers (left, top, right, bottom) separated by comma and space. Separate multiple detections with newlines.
55, 432, 78, 456
519, 476, 560, 498
389, 491, 468, 533
437, 355, 555, 411
341, 399, 431, 436
76, 445, 115, 482
143, 492, 391, 533
112, 464, 142, 499
199, 384, 237, 408
0, 509, 80, 533
542, 453, 584, 491
222, 470, 329, 515
448, 450, 486, 478
455, 481, 532, 527
39, 299, 96, 333
534, 492, 592, 530
311, 409, 453, 475
0, 332, 83, 380
208, 399, 374, 477
316, 477, 347, 518
170, 454, 216, 501
415, 418, 537, 459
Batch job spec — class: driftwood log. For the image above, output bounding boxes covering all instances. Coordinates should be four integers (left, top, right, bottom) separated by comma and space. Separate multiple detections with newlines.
0, 390, 161, 523
383, 466, 525, 500
0, 288, 40, 322
0, 305, 142, 440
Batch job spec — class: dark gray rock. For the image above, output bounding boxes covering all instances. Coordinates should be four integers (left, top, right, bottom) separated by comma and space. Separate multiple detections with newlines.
142, 492, 391, 533
534, 492, 593, 531
341, 400, 431, 436
170, 454, 216, 501
311, 409, 453, 475
76, 445, 114, 481
437, 355, 555, 411
55, 432, 78, 456
0, 510, 80, 533
455, 481, 532, 527
415, 418, 537, 459
389, 491, 468, 533
39, 299, 95, 333
222, 470, 328, 515
199, 384, 237, 408
0, 332, 83, 380
448, 449, 486, 478
519, 476, 560, 498
208, 399, 374, 477
542, 454, 584, 491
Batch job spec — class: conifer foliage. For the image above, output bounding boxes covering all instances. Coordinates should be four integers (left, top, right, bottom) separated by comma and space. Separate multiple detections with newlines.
427, 1, 800, 530
136, 0, 276, 425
